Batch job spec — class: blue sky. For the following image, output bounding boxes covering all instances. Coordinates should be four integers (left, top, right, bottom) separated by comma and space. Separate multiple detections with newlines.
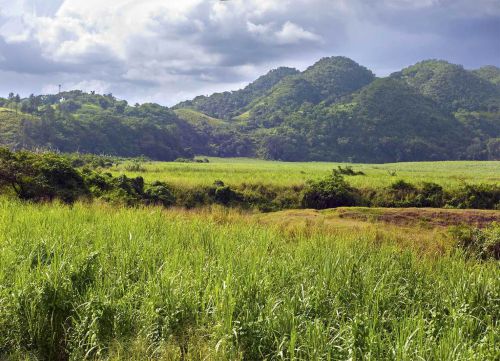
0, 0, 499, 105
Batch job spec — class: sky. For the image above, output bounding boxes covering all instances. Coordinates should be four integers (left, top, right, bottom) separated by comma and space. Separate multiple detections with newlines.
0, 0, 499, 105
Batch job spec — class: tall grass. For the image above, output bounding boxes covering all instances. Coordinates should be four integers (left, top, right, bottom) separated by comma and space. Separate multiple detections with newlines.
113, 158, 500, 189
0, 199, 498, 360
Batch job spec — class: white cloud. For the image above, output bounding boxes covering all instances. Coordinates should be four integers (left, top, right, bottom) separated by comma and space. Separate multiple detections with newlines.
275, 22, 322, 44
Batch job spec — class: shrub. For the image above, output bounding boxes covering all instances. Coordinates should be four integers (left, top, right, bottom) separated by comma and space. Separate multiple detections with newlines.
451, 223, 500, 260
66, 153, 116, 169
174, 158, 194, 163
417, 182, 444, 207
124, 161, 146, 172
369, 180, 417, 207
447, 183, 500, 209
210, 182, 241, 205
175, 188, 210, 208
333, 166, 365, 176
82, 169, 113, 195
144, 181, 176, 207
0, 148, 89, 203
302, 172, 358, 209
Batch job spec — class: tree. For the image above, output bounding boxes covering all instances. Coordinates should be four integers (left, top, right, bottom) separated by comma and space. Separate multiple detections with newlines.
0, 148, 88, 203
13, 94, 21, 113
302, 171, 359, 209
486, 138, 500, 160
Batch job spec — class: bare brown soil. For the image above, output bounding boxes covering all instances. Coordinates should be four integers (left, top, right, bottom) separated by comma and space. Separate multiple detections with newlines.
336, 207, 500, 228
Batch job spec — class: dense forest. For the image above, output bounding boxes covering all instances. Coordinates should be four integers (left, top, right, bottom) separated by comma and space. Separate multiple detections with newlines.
1, 57, 499, 162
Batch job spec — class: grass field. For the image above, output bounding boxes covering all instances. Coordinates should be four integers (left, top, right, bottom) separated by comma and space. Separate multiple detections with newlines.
0, 199, 498, 360
113, 157, 500, 189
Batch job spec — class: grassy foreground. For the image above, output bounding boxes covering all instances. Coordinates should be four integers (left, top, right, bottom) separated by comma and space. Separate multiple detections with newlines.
114, 158, 500, 189
0, 200, 498, 360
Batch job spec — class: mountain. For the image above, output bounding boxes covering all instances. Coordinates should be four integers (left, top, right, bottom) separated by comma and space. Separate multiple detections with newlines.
473, 65, 500, 86
240, 57, 375, 129
174, 67, 299, 119
0, 91, 200, 160
300, 56, 375, 101
391, 60, 500, 112
1, 56, 499, 162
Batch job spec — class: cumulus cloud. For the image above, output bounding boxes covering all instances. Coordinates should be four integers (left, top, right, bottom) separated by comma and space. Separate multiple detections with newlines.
0, 0, 499, 105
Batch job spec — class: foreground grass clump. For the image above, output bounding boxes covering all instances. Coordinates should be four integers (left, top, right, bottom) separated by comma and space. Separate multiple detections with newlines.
0, 200, 499, 360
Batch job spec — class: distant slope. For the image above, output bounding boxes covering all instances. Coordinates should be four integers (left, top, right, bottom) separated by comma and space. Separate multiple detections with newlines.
391, 60, 500, 111
473, 65, 500, 86
251, 78, 470, 162
300, 56, 375, 102
0, 108, 26, 147
175, 67, 300, 119
0, 92, 201, 160
1, 56, 499, 162
243, 56, 376, 128
342, 78, 469, 161
174, 108, 227, 126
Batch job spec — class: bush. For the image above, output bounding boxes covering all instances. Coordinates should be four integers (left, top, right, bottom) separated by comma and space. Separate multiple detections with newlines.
417, 182, 444, 207
447, 183, 500, 209
371, 180, 444, 208
0, 148, 89, 203
124, 161, 146, 172
451, 223, 500, 260
144, 181, 176, 207
333, 166, 365, 176
66, 153, 116, 169
174, 158, 194, 163
213, 186, 238, 205
82, 169, 113, 195
302, 172, 358, 209
175, 187, 210, 208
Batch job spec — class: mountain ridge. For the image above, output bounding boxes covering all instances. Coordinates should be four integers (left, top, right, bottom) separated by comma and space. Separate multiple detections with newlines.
1, 56, 499, 162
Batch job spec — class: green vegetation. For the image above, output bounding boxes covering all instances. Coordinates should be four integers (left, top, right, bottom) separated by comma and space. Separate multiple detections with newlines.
0, 92, 199, 160
0, 201, 498, 360
176, 57, 500, 162
175, 67, 300, 120
452, 223, 500, 260
1, 150, 499, 211
1, 57, 499, 162
1, 56, 499, 361
473, 65, 500, 86
392, 60, 500, 112
173, 108, 227, 127
114, 157, 500, 189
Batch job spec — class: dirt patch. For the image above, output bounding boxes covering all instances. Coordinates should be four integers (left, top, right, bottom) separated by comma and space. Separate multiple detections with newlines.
337, 208, 500, 228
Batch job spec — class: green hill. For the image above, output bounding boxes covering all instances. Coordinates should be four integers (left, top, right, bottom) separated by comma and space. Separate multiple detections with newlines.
174, 108, 227, 126
174, 67, 299, 119
300, 56, 375, 102
1, 56, 499, 162
391, 60, 500, 112
0, 92, 200, 160
473, 65, 500, 86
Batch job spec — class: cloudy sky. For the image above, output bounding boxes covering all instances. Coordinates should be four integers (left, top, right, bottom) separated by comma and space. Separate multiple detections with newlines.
0, 0, 499, 105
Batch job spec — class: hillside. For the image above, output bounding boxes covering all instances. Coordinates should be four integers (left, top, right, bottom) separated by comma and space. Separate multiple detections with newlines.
473, 65, 500, 86
0, 92, 200, 160
391, 60, 500, 112
174, 67, 300, 119
1, 56, 499, 162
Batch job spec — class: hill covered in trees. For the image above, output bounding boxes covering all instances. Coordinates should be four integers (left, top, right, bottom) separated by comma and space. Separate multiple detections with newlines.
1, 56, 499, 162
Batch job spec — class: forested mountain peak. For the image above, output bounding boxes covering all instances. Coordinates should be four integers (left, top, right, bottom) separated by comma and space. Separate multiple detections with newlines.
174, 66, 299, 119
300, 56, 375, 100
1, 56, 499, 162
473, 65, 500, 86
391, 59, 500, 111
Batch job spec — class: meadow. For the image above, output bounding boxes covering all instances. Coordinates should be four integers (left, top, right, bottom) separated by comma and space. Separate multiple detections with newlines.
0, 199, 499, 360
114, 157, 500, 189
